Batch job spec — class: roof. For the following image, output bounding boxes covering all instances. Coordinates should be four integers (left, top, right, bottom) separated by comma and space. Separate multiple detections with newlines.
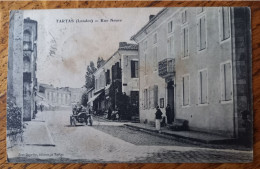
94, 42, 138, 75
130, 8, 168, 41
118, 43, 138, 51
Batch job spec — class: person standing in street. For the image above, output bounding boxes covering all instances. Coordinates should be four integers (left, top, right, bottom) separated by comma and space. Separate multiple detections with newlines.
155, 106, 163, 132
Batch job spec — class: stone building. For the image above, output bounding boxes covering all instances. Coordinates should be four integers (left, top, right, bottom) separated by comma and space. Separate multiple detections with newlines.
8, 11, 38, 121
39, 83, 84, 107
89, 42, 139, 119
131, 7, 252, 138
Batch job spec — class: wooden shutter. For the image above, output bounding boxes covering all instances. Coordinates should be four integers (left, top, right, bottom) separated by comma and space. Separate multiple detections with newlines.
223, 7, 230, 40
201, 70, 207, 104
220, 64, 225, 100
184, 28, 189, 57
154, 85, 158, 108
183, 76, 189, 105
135, 61, 139, 78
225, 63, 232, 101
201, 16, 206, 50
219, 7, 224, 41
153, 47, 157, 70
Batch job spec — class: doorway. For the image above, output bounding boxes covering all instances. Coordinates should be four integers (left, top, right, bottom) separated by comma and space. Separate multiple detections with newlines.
167, 80, 174, 124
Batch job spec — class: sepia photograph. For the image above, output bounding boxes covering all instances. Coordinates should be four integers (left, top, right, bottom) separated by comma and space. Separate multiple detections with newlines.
6, 7, 253, 163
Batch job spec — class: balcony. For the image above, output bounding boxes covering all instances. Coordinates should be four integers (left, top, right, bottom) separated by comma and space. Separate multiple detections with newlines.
158, 58, 175, 78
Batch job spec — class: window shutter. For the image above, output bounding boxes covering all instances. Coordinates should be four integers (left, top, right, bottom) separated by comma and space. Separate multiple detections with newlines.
131, 60, 134, 78
154, 85, 158, 108
201, 70, 207, 104
199, 72, 201, 103
185, 28, 189, 57
223, 7, 230, 40
220, 64, 225, 100
219, 7, 224, 41
201, 16, 206, 50
153, 47, 157, 70
135, 61, 139, 78
225, 63, 232, 101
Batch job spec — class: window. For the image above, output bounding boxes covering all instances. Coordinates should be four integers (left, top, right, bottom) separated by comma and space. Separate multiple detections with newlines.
197, 7, 204, 14
182, 27, 189, 57
167, 36, 174, 58
219, 7, 230, 41
131, 60, 138, 78
182, 75, 190, 106
168, 21, 173, 33
221, 62, 232, 101
199, 69, 208, 104
153, 33, 157, 44
182, 10, 187, 24
153, 47, 158, 71
198, 15, 206, 51
106, 70, 110, 85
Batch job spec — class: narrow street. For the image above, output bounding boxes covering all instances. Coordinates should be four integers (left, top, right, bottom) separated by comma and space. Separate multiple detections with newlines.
8, 109, 252, 163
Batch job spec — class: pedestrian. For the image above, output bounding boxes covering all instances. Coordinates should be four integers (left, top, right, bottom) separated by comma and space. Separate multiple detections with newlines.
166, 104, 172, 124
40, 104, 43, 112
155, 106, 163, 132
108, 107, 112, 120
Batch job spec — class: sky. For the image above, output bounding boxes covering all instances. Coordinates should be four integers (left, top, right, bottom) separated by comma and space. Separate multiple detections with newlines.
24, 8, 163, 88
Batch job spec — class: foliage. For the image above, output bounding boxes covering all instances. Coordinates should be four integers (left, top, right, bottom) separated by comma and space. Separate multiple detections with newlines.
7, 98, 23, 134
97, 57, 105, 68
85, 61, 97, 89
81, 92, 88, 107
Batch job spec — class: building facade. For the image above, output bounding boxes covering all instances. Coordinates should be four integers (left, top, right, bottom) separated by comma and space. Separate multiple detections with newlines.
39, 83, 84, 107
89, 42, 139, 119
8, 11, 38, 121
131, 7, 251, 138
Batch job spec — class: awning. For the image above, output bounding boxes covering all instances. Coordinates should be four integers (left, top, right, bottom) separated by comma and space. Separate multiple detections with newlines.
87, 92, 102, 104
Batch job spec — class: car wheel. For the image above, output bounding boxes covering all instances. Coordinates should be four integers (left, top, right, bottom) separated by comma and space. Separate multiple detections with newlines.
72, 117, 76, 126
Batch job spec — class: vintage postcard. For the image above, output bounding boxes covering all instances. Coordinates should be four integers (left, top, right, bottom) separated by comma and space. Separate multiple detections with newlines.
7, 7, 253, 163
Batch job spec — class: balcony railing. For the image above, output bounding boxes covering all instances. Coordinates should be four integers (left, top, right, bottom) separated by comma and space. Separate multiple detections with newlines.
158, 58, 175, 78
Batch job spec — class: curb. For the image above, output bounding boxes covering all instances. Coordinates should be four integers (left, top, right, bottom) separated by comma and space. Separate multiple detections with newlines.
124, 124, 236, 144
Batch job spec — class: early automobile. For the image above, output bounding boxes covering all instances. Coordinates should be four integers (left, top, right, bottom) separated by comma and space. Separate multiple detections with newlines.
70, 105, 93, 126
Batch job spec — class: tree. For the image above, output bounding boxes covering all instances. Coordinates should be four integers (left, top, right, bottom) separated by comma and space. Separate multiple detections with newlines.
85, 61, 97, 89
81, 92, 88, 107
97, 57, 105, 68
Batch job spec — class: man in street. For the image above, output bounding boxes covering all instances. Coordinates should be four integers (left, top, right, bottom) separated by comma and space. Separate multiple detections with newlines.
155, 106, 163, 132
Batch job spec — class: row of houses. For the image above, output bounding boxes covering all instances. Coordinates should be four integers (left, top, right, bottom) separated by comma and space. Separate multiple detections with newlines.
86, 7, 251, 139
86, 42, 139, 119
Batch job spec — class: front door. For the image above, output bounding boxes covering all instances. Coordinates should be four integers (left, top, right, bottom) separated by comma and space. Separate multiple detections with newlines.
167, 80, 174, 124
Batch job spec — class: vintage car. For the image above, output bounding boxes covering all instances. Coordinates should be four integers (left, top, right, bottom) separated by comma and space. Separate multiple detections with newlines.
70, 106, 93, 126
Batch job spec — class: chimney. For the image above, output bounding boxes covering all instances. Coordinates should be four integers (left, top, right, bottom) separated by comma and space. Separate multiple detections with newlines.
119, 42, 127, 48
149, 15, 155, 21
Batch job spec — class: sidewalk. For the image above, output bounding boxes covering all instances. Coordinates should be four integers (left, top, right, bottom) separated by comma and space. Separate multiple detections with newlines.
22, 111, 55, 147
125, 123, 236, 144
